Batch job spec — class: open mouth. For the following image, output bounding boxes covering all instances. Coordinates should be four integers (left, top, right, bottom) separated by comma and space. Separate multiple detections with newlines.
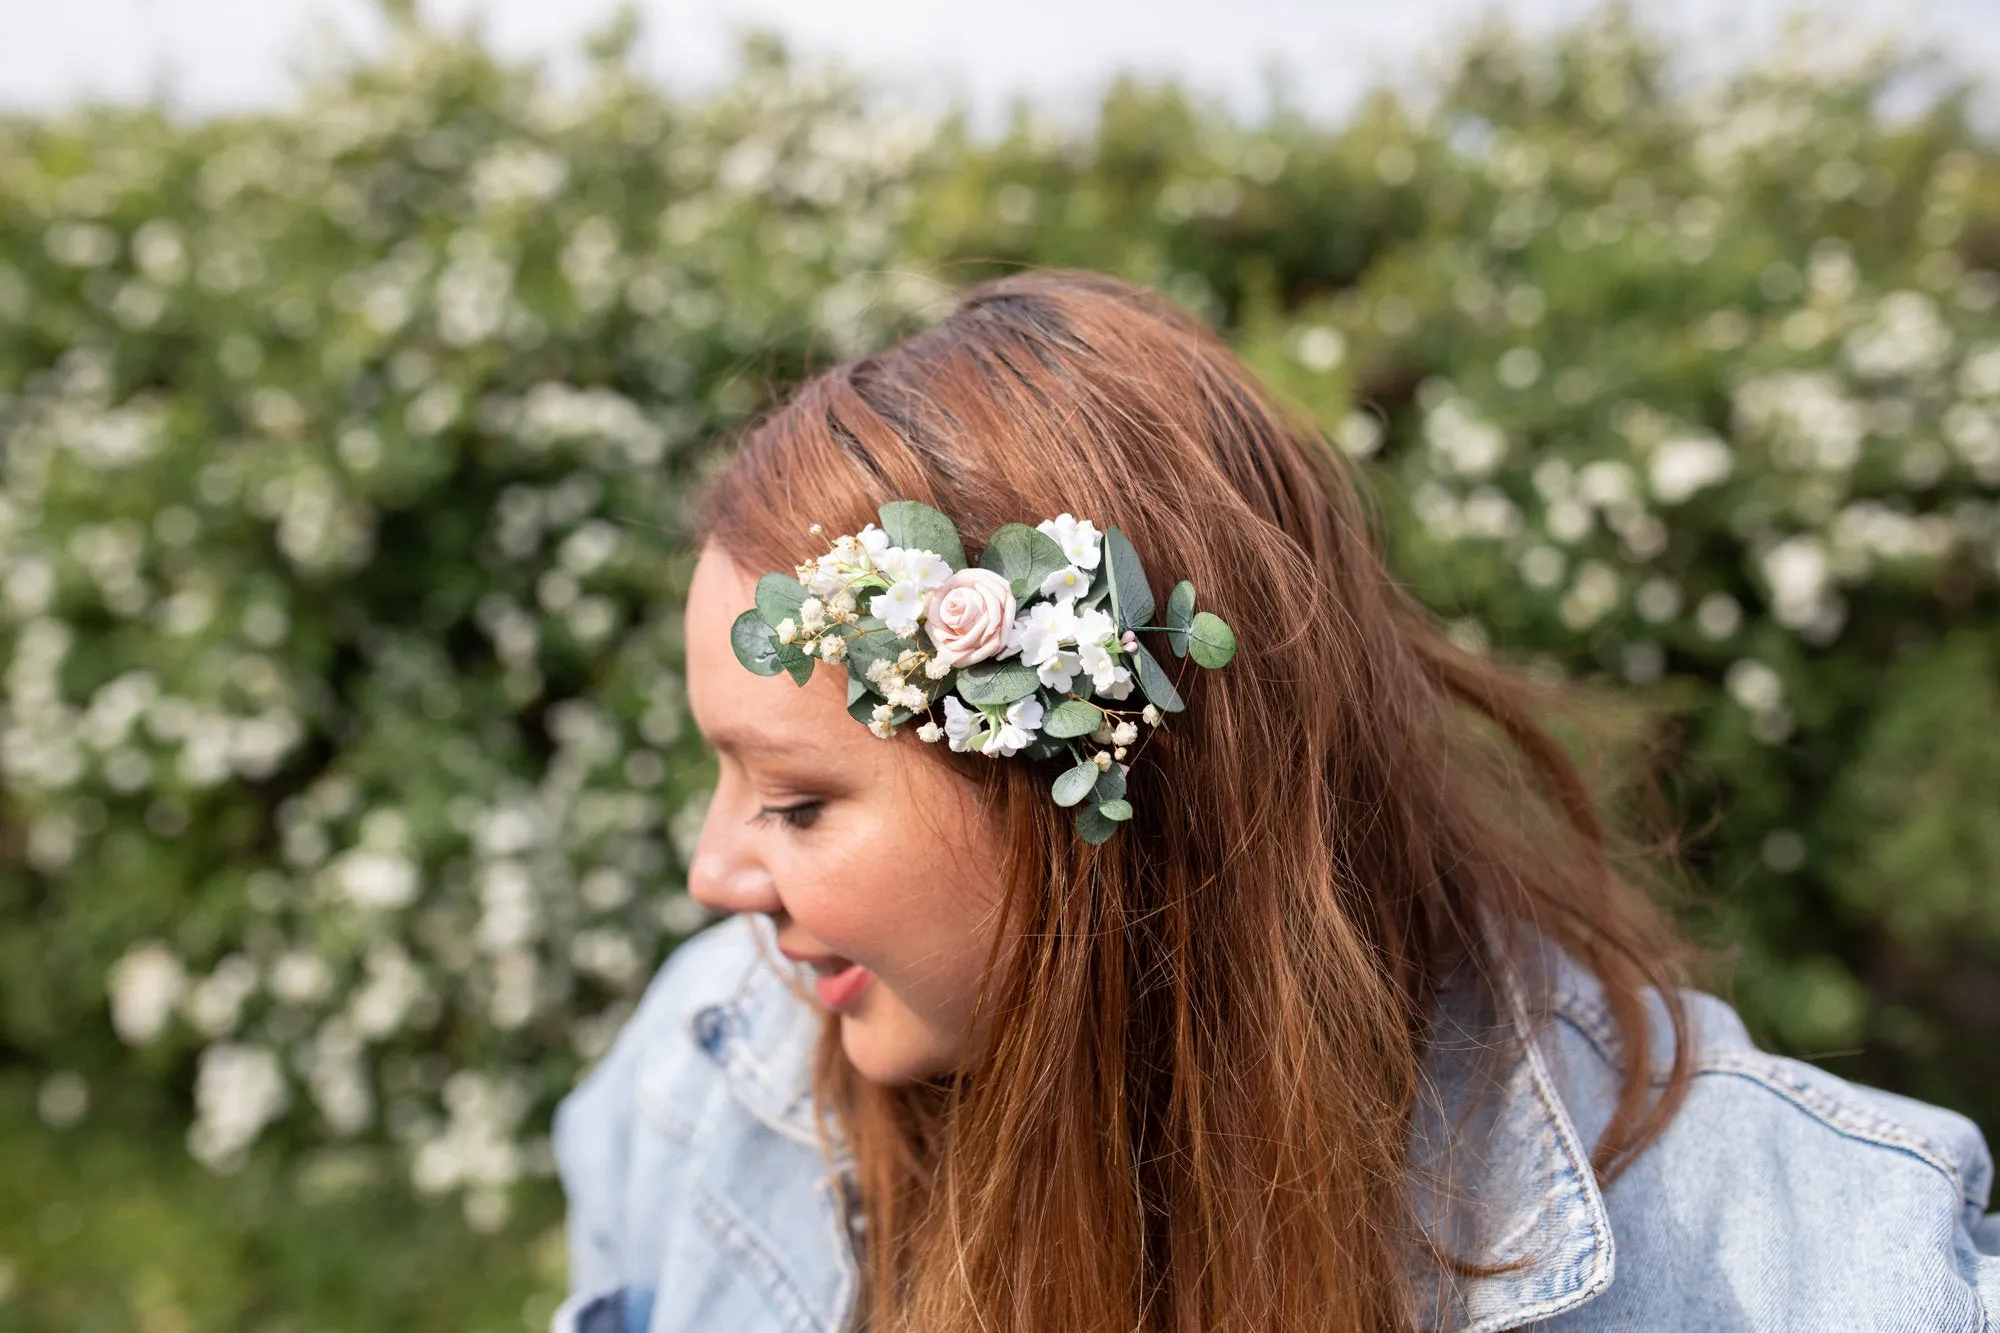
810, 960, 871, 1012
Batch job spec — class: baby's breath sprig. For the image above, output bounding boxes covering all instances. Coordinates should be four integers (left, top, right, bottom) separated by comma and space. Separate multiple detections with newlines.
731, 500, 1236, 843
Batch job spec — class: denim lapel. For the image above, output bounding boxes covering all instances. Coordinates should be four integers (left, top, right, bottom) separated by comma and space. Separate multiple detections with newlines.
1405, 954, 1616, 1332
687, 924, 829, 1154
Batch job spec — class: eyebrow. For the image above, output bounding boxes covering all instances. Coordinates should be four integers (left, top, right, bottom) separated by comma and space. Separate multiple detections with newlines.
701, 728, 807, 759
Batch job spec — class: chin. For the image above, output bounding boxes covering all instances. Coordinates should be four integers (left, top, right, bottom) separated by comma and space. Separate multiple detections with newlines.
837, 1006, 957, 1085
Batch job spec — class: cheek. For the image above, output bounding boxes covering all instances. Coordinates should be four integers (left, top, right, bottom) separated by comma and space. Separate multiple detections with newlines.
786, 789, 1005, 1011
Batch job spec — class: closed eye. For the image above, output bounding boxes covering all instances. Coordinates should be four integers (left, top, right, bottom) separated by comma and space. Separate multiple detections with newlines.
750, 800, 823, 832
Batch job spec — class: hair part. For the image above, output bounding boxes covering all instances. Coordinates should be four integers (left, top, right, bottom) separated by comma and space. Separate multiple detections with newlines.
696, 269, 1692, 1333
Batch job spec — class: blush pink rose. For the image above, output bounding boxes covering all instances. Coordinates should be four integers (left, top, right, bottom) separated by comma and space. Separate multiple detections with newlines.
923, 567, 1016, 666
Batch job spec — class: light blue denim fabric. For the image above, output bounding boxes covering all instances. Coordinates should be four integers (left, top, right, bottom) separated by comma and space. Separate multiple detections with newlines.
551, 913, 2000, 1332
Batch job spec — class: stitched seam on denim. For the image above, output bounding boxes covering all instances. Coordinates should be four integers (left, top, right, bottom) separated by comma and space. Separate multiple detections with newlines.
694, 1184, 827, 1333
1555, 996, 1984, 1213
1700, 1050, 1976, 1209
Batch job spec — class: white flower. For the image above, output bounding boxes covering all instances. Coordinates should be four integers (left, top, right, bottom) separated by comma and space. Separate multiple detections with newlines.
924, 653, 954, 680
1035, 649, 1081, 692
799, 637, 818, 657
1036, 513, 1103, 571
868, 718, 894, 739
983, 696, 1044, 757
1070, 606, 1118, 650
875, 547, 951, 592
1039, 565, 1090, 602
870, 580, 926, 636
1650, 434, 1734, 505
1093, 750, 1113, 771
799, 598, 826, 633
1095, 667, 1135, 701
855, 523, 891, 561
775, 617, 797, 644
871, 703, 895, 722
819, 634, 848, 663
865, 658, 898, 688
1141, 704, 1161, 726
830, 588, 858, 616
109, 941, 186, 1045
1111, 721, 1138, 746
917, 720, 944, 743
1013, 600, 1079, 667
806, 557, 848, 598
1076, 639, 1117, 685
892, 685, 928, 710
942, 696, 982, 753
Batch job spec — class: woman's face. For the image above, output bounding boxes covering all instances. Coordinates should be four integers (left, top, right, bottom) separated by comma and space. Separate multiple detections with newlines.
682, 542, 1008, 1084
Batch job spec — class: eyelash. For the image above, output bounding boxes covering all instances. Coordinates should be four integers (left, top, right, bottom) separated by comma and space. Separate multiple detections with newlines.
751, 800, 823, 832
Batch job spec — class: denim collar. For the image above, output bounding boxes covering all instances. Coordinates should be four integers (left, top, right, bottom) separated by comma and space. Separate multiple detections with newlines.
688, 921, 1614, 1333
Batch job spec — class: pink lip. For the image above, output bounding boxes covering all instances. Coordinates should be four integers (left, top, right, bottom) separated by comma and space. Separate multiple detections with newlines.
813, 963, 871, 1013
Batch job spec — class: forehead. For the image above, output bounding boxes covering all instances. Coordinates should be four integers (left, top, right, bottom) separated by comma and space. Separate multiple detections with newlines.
683, 544, 853, 756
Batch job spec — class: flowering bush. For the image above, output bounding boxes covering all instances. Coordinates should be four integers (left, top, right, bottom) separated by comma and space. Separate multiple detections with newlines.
1, 9, 1996, 1286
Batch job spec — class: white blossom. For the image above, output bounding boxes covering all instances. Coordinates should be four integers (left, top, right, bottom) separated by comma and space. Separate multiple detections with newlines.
869, 580, 926, 636
983, 696, 1044, 757
1036, 513, 1103, 570
108, 940, 187, 1045
1040, 565, 1090, 602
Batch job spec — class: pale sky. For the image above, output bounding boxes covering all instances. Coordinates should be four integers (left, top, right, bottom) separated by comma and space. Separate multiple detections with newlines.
3, 0, 1997, 126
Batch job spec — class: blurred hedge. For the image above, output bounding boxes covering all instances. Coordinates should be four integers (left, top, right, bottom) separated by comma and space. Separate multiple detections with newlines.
2, 7, 1998, 1327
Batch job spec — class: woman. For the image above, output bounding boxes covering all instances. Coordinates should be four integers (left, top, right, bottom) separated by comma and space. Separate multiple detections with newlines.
550, 271, 1998, 1332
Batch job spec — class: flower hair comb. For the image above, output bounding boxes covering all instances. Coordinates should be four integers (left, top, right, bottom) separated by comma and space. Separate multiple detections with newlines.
729, 500, 1236, 843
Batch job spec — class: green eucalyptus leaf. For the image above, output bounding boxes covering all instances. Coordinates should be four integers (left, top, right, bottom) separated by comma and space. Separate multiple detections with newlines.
1076, 802, 1120, 845
1096, 799, 1134, 822
731, 610, 785, 676
775, 639, 813, 686
1188, 611, 1237, 669
955, 660, 1040, 705
1023, 732, 1068, 762
1042, 699, 1104, 739
978, 523, 1070, 597
1133, 643, 1184, 712
1103, 526, 1155, 630
754, 573, 808, 629
1164, 580, 1197, 659
1051, 762, 1101, 807
1093, 764, 1127, 803
879, 500, 966, 570
844, 625, 919, 694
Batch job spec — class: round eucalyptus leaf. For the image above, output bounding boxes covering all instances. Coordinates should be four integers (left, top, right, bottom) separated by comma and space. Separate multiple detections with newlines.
731, 610, 785, 676
1052, 762, 1101, 807
1188, 611, 1237, 669
1164, 580, 1197, 658
1042, 699, 1104, 738
1075, 802, 1121, 845
878, 499, 967, 570
955, 659, 1041, 705
1096, 799, 1134, 821
754, 572, 808, 629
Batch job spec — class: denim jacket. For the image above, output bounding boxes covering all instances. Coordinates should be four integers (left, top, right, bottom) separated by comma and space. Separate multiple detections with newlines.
550, 914, 2000, 1332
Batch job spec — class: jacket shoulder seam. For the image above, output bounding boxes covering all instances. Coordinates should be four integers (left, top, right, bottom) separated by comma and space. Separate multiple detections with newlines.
1551, 988, 1978, 1211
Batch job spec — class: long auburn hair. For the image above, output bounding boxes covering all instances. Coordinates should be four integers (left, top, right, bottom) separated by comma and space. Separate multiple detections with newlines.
695, 270, 1692, 1333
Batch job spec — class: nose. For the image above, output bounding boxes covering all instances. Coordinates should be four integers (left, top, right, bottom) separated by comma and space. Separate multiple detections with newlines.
686, 810, 783, 919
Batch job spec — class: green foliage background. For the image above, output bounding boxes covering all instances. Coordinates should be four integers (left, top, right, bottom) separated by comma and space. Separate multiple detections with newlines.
2, 8, 1997, 1329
